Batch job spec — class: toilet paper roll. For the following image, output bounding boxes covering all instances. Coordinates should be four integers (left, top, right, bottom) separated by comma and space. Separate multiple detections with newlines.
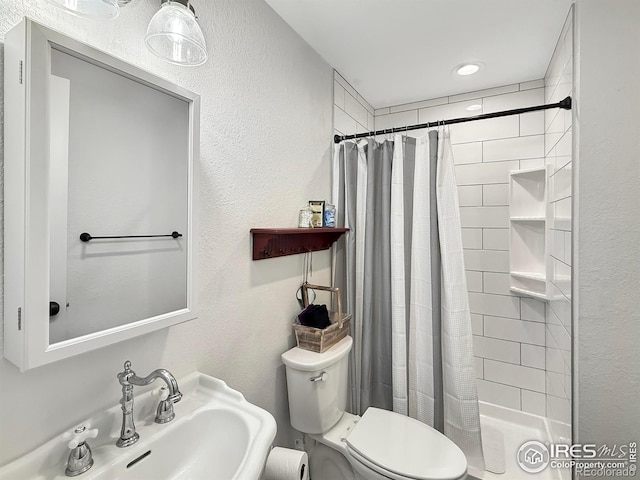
263, 447, 309, 480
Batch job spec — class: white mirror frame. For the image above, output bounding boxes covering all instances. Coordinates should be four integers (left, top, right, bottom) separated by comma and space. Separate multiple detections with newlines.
3, 18, 199, 371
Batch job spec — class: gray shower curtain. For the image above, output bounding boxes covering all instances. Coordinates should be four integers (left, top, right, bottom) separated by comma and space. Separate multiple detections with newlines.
332, 130, 485, 470
333, 138, 395, 411
333, 135, 435, 414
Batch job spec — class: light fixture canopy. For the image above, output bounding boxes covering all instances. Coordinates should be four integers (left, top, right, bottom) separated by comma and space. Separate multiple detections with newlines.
455, 63, 483, 76
466, 104, 482, 112
145, 0, 208, 66
44, 0, 120, 20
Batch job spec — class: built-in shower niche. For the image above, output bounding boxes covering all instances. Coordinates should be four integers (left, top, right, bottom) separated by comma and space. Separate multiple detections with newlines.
510, 168, 547, 218
509, 167, 550, 300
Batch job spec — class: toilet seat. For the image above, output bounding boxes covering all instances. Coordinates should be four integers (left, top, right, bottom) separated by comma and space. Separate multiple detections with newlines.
347, 447, 418, 480
345, 408, 467, 480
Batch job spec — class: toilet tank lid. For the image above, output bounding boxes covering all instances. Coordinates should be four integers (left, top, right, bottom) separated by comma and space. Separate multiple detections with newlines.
281, 336, 352, 371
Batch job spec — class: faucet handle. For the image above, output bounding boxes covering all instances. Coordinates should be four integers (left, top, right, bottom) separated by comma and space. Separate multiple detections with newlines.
62, 424, 99, 449
62, 425, 98, 477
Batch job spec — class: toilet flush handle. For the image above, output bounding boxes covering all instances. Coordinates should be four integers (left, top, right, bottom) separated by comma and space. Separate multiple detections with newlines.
309, 371, 328, 382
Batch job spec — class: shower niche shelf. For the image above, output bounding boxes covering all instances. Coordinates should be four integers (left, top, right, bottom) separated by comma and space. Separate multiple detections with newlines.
509, 167, 550, 300
250, 228, 348, 260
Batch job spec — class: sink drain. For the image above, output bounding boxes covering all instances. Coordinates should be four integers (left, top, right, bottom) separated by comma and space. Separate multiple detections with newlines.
126, 450, 152, 469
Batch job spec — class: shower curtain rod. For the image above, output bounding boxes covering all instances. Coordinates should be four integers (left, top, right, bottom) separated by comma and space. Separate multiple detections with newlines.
334, 95, 572, 143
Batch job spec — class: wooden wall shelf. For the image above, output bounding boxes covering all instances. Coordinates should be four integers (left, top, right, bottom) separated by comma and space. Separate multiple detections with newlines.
250, 228, 348, 260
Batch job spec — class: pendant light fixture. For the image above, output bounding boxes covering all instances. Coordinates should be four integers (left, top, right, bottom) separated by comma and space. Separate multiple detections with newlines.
44, 0, 120, 20
145, 0, 208, 66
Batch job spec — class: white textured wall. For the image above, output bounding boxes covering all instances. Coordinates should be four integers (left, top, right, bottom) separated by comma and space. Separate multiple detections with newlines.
574, 0, 640, 446
544, 8, 573, 442
0, 0, 333, 465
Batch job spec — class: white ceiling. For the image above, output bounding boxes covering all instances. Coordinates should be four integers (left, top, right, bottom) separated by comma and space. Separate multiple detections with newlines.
265, 0, 574, 108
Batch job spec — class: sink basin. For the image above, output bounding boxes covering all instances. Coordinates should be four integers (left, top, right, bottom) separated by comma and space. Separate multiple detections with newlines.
0, 372, 277, 480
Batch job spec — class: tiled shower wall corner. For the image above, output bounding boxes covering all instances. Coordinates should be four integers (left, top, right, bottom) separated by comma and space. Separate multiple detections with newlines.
333, 71, 375, 138
544, 10, 573, 435
333, 75, 552, 416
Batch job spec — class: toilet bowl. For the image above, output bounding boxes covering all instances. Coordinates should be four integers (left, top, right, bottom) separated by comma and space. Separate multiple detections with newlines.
282, 336, 467, 480
307, 439, 354, 480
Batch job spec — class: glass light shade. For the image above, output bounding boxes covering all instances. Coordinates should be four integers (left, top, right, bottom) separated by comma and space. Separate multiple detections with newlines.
145, 2, 208, 66
44, 0, 120, 20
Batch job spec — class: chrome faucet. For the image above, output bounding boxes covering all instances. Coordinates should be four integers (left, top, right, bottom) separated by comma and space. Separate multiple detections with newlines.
116, 360, 183, 447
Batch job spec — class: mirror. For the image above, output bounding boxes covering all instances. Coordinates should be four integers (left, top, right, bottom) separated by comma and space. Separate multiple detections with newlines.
4, 19, 199, 370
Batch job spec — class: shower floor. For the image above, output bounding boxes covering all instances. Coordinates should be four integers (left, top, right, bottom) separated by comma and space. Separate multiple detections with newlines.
467, 402, 570, 480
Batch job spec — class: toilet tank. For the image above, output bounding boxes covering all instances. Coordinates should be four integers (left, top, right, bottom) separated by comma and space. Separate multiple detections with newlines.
281, 336, 352, 434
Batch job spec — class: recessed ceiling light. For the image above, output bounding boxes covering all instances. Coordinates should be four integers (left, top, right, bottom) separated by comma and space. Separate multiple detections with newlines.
466, 104, 482, 112
455, 63, 482, 76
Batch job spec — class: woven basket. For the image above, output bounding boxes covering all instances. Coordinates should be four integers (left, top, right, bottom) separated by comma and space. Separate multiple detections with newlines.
293, 282, 351, 353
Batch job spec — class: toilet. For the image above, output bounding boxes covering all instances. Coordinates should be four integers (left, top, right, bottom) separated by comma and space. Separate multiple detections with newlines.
282, 336, 468, 480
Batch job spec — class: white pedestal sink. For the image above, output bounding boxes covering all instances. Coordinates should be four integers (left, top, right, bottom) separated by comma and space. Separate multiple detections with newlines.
0, 372, 277, 479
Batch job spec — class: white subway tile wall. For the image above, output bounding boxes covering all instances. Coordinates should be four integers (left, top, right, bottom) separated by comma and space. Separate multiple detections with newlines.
377, 80, 554, 413
382, 81, 556, 413
333, 71, 374, 138
483, 229, 509, 251
375, 79, 560, 415
333, 67, 571, 419
544, 12, 573, 433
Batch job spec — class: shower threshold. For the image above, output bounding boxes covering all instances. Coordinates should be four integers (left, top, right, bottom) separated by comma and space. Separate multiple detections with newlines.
467, 402, 570, 480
